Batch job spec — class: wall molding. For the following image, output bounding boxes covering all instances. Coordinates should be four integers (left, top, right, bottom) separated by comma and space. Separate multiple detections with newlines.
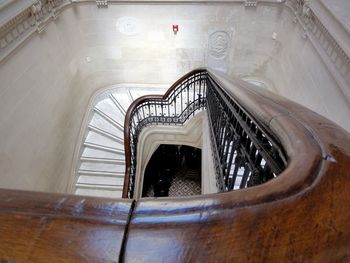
285, 0, 350, 103
0, 0, 70, 62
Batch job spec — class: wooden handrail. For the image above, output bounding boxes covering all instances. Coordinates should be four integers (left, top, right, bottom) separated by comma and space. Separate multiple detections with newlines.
0, 189, 133, 262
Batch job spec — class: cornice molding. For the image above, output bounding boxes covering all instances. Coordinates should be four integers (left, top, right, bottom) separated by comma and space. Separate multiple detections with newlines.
0, 0, 71, 62
284, 0, 350, 103
0, 1, 37, 27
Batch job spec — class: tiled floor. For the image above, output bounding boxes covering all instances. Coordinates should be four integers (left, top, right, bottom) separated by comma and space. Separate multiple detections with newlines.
146, 168, 201, 197
169, 169, 201, 196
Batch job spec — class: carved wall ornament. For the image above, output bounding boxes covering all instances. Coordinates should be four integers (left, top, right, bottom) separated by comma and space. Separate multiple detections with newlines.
116, 17, 140, 36
31, 1, 43, 23
245, 0, 257, 7
302, 3, 312, 23
296, 0, 305, 8
96, 0, 108, 8
286, 0, 350, 102
307, 10, 350, 92
208, 31, 230, 60
0, 0, 67, 60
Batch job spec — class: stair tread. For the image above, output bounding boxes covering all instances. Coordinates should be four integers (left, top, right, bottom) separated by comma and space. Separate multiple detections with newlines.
95, 98, 125, 122
83, 142, 124, 154
80, 156, 125, 164
77, 175, 124, 186
90, 114, 123, 137
75, 188, 122, 198
79, 162, 125, 173
76, 183, 123, 190
88, 124, 123, 144
85, 130, 123, 150
110, 94, 127, 115
111, 92, 133, 110
82, 147, 123, 160
94, 108, 123, 131
78, 169, 124, 176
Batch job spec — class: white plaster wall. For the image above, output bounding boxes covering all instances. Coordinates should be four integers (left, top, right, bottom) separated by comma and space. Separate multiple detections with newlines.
264, 7, 350, 131
0, 2, 349, 193
202, 112, 218, 194
0, 22, 77, 192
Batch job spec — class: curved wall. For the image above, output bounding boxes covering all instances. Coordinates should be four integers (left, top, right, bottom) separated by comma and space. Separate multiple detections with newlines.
0, 1, 349, 193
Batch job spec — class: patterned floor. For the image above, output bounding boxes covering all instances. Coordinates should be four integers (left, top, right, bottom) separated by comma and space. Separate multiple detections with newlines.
146, 168, 201, 197
169, 169, 201, 196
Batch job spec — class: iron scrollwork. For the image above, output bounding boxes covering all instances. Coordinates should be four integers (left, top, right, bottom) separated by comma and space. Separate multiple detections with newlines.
125, 70, 286, 197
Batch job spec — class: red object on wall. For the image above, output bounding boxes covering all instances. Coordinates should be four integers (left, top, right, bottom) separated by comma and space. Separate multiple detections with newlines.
172, 25, 179, 34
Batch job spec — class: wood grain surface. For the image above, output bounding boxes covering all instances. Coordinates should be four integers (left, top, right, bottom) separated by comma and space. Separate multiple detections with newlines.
0, 190, 133, 263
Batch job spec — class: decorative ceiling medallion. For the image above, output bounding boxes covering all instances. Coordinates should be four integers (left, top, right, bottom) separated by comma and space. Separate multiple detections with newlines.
208, 31, 230, 59
116, 17, 140, 36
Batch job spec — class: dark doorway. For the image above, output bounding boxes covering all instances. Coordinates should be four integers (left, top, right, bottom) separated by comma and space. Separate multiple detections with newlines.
142, 145, 201, 197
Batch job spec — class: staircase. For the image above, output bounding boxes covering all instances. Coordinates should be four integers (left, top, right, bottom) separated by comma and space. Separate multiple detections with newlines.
75, 86, 167, 198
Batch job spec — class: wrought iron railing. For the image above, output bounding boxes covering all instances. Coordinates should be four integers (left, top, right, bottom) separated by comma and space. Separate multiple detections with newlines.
123, 69, 287, 198
206, 76, 287, 191
123, 69, 207, 198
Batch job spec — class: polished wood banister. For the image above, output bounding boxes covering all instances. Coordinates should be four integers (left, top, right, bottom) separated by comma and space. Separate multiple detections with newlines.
0, 189, 133, 262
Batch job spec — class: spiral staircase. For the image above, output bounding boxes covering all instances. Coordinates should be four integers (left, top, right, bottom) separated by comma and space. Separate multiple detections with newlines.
74, 86, 167, 198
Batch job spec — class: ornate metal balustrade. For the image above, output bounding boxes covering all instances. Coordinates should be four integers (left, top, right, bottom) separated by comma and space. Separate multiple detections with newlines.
123, 69, 287, 198
206, 75, 287, 191
123, 70, 207, 198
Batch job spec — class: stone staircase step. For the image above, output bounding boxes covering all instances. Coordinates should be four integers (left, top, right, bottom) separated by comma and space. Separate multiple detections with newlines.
76, 183, 123, 191
110, 94, 127, 115
79, 161, 125, 173
127, 90, 134, 102
78, 170, 124, 177
82, 147, 123, 160
75, 188, 122, 198
80, 156, 124, 164
94, 107, 124, 131
90, 113, 123, 137
88, 124, 123, 144
111, 92, 133, 112
77, 175, 124, 186
95, 98, 125, 122
85, 130, 123, 150
83, 142, 124, 154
